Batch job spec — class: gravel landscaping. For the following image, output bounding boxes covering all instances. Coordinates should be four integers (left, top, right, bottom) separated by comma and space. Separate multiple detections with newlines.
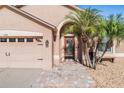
86, 61, 124, 88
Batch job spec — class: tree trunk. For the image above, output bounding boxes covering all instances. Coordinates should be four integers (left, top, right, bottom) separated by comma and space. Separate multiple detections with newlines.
82, 42, 87, 65
82, 42, 92, 68
77, 36, 83, 64
92, 42, 100, 69
97, 40, 110, 63
87, 50, 92, 68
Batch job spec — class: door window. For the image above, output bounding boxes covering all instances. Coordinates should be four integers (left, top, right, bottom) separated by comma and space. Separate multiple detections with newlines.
65, 37, 75, 58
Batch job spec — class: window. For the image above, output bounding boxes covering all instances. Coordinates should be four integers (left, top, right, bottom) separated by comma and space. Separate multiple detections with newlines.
98, 43, 112, 52
26, 38, 33, 42
0, 38, 34, 43
0, 38, 7, 42
9, 38, 16, 42
18, 38, 25, 42
98, 37, 112, 52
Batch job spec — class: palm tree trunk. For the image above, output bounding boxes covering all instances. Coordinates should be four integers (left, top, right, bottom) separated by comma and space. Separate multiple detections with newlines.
92, 42, 100, 69
87, 49, 92, 68
82, 42, 87, 65
77, 36, 83, 64
82, 42, 92, 68
97, 40, 110, 63
83, 42, 88, 66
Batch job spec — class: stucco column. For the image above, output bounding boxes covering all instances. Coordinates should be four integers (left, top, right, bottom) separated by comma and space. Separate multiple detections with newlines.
53, 34, 60, 66
54, 19, 73, 65
74, 37, 78, 61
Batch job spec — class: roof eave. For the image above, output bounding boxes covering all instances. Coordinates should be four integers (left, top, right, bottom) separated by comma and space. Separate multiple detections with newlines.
63, 5, 82, 11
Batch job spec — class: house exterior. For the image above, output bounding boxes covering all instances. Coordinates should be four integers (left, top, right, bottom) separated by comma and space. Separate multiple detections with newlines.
0, 5, 123, 70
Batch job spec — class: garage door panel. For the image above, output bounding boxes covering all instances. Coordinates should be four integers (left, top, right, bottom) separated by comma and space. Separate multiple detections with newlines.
11, 43, 43, 68
0, 39, 44, 68
0, 44, 10, 68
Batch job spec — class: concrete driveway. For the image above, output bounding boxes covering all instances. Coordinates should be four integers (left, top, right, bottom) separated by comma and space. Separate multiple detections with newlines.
0, 68, 42, 88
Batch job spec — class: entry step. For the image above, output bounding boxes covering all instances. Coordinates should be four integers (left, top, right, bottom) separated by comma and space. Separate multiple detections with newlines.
65, 59, 74, 62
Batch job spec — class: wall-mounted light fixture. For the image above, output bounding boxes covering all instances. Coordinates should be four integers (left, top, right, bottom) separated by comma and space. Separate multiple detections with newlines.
45, 40, 49, 48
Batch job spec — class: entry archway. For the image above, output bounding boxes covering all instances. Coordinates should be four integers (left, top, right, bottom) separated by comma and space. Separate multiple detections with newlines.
58, 20, 78, 62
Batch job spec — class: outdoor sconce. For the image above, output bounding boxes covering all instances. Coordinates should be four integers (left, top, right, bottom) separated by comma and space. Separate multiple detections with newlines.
45, 40, 49, 48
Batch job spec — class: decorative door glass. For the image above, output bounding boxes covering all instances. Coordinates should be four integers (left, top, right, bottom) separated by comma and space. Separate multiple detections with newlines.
65, 37, 74, 58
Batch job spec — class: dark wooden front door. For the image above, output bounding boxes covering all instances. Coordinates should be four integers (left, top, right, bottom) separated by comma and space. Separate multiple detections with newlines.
64, 36, 75, 59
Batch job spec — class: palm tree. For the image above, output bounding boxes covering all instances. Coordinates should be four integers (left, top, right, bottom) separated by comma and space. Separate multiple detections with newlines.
65, 8, 103, 68
97, 14, 124, 63
65, 8, 124, 69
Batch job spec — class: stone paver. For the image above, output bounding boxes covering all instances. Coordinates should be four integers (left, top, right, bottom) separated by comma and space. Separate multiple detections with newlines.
32, 62, 96, 88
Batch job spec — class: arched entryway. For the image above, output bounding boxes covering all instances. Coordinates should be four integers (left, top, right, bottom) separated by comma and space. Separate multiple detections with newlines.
59, 22, 78, 62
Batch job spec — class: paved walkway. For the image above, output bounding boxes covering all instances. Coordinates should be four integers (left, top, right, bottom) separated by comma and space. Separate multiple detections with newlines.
0, 62, 96, 88
33, 62, 96, 88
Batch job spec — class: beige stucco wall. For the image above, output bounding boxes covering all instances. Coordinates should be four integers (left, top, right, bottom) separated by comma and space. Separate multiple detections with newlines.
20, 5, 74, 65
0, 7, 53, 70
115, 40, 124, 53
20, 5, 72, 26
114, 40, 124, 62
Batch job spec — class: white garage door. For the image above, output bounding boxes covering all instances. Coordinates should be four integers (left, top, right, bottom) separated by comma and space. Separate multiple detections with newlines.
0, 31, 44, 68
0, 37, 44, 68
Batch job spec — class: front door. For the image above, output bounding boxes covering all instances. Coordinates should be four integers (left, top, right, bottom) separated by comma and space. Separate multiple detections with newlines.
64, 36, 75, 59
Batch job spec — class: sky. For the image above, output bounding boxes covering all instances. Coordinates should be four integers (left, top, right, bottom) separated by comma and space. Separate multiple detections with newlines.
77, 5, 124, 18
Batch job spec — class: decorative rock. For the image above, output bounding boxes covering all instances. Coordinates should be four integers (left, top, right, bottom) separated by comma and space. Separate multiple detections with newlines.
86, 61, 124, 87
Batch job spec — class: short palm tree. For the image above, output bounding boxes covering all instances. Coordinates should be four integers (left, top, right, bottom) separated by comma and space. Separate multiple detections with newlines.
97, 14, 124, 63
65, 8, 102, 68
65, 8, 124, 69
